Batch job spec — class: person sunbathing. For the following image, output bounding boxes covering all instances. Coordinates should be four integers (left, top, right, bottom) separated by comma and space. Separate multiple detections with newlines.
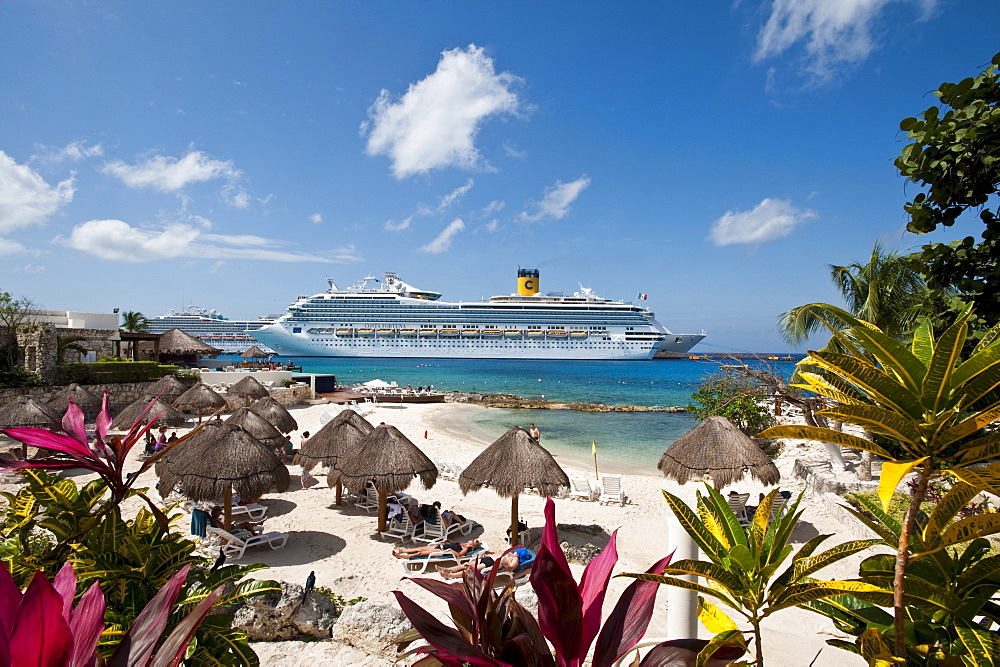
436, 551, 517, 579
392, 539, 481, 559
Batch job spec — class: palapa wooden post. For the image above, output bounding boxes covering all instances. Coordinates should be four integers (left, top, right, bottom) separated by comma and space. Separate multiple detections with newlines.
377, 487, 389, 532
334, 477, 343, 506
510, 493, 520, 545
592, 440, 599, 480
224, 485, 233, 532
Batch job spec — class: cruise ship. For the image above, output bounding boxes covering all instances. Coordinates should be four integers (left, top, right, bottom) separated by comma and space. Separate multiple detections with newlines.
252, 270, 705, 360
144, 307, 276, 354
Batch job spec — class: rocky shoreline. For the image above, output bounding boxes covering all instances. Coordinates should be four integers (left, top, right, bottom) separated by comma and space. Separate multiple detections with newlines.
441, 391, 686, 413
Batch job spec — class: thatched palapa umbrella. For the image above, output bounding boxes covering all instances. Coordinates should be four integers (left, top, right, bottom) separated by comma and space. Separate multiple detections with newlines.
292, 409, 373, 504
225, 407, 287, 449
46, 384, 102, 421
173, 383, 227, 423
144, 375, 189, 403
229, 375, 270, 406
249, 396, 297, 434
0, 397, 60, 458
657, 415, 780, 490
111, 397, 186, 431
241, 345, 270, 360
336, 423, 437, 532
155, 422, 289, 531
459, 425, 569, 545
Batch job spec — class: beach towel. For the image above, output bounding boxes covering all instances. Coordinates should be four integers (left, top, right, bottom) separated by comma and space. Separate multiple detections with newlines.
191, 508, 209, 538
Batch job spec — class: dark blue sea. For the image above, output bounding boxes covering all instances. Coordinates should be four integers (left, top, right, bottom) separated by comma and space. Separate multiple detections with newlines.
215, 356, 800, 474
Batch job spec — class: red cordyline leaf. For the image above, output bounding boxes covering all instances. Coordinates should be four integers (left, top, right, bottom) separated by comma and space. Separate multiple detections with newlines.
9, 571, 73, 667
109, 564, 191, 666
591, 553, 674, 667
0, 427, 93, 461
404, 576, 479, 634
531, 498, 586, 667
148, 584, 224, 667
61, 401, 89, 450
578, 527, 619, 655
52, 562, 77, 622
393, 591, 510, 667
0, 563, 21, 665
69, 581, 105, 667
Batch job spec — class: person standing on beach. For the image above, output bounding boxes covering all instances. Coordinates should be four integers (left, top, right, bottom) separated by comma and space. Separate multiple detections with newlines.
529, 424, 540, 440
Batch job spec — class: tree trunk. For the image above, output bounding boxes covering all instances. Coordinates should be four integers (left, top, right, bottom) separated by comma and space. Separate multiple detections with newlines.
894, 464, 930, 659
858, 430, 874, 481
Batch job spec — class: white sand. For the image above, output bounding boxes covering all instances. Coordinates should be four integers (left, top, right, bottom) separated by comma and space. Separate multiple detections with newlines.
7, 402, 868, 666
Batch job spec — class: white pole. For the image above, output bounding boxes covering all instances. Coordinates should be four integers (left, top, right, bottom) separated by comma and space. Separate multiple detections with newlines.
666, 512, 700, 639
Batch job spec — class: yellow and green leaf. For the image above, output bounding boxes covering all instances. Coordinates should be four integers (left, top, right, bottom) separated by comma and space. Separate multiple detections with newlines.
923, 480, 978, 544
939, 513, 1000, 550
757, 425, 894, 459
818, 404, 922, 444
920, 316, 967, 413
878, 458, 927, 511
698, 597, 740, 634
951, 462, 1000, 498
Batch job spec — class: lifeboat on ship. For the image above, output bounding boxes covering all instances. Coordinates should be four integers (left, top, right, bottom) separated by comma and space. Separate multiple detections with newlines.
547, 330, 568, 338
461, 329, 480, 337
526, 330, 545, 337
376, 329, 396, 337
399, 329, 418, 336
482, 329, 502, 337
503, 330, 522, 338
569, 331, 588, 338
336, 328, 352, 336
356, 328, 375, 337
439, 329, 460, 337
419, 329, 438, 337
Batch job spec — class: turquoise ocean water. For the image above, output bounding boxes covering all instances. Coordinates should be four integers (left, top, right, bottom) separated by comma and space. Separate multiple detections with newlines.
217, 356, 800, 475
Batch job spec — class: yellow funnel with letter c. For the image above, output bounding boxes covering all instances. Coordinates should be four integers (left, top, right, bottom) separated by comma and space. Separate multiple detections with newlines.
517, 268, 539, 296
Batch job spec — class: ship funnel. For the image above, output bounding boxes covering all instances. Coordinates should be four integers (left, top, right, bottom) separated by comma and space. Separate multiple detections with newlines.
517, 268, 540, 296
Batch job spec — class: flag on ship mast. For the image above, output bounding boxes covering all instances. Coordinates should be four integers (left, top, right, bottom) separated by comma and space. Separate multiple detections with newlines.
637, 292, 648, 300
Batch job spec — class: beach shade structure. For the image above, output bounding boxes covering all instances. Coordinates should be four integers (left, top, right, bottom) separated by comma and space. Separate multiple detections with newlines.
228, 375, 270, 406
249, 396, 298, 434
143, 374, 189, 403
46, 383, 102, 421
156, 328, 223, 365
657, 415, 780, 490
241, 345, 270, 360
0, 396, 60, 459
225, 407, 287, 449
335, 423, 437, 532
155, 422, 289, 531
111, 396, 186, 431
173, 383, 227, 423
291, 409, 374, 504
459, 425, 570, 545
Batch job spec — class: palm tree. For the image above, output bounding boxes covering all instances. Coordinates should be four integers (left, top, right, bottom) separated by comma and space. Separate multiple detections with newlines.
119, 311, 149, 333
777, 242, 928, 479
56, 335, 89, 363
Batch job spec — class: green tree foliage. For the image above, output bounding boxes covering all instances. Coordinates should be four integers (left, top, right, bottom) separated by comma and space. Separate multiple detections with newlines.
760, 309, 1000, 660
687, 370, 775, 438
897, 53, 1000, 342
119, 310, 149, 333
0, 291, 41, 386
56, 335, 88, 363
622, 485, 881, 667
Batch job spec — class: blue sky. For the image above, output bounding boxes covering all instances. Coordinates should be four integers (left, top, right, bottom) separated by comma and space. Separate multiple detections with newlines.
0, 1, 996, 352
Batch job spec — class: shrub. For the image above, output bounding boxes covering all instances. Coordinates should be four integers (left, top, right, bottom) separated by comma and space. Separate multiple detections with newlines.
50, 361, 180, 385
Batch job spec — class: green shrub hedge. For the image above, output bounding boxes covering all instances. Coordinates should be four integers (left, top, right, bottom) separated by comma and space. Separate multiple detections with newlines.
51, 362, 180, 385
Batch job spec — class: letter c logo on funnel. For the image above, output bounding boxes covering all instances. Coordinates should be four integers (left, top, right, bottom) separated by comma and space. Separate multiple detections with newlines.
524, 280, 534, 290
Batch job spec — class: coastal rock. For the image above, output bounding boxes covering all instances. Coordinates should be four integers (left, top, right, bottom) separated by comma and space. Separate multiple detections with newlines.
232, 581, 339, 641
515, 585, 538, 615
329, 601, 412, 657
557, 522, 605, 537
250, 640, 393, 666
560, 541, 603, 565
443, 391, 685, 413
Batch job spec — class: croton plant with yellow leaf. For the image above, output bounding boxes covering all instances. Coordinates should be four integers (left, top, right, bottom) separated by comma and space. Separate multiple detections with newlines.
758, 307, 1000, 662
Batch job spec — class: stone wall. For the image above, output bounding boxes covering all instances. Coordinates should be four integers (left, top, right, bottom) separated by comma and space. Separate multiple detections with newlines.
0, 381, 152, 412
15, 327, 119, 383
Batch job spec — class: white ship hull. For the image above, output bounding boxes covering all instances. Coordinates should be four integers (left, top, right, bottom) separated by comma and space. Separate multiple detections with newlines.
253, 270, 705, 361
145, 307, 275, 355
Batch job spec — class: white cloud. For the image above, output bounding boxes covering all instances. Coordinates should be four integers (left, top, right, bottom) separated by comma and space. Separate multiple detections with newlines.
32, 141, 104, 164
100, 150, 241, 192
62, 218, 357, 263
419, 218, 465, 254
0, 238, 27, 255
484, 219, 498, 233
709, 198, 816, 246
223, 185, 250, 209
362, 44, 524, 178
0, 150, 75, 234
517, 176, 591, 223
385, 215, 412, 232
754, 0, 937, 82
309, 212, 323, 224
482, 200, 505, 216
438, 178, 474, 211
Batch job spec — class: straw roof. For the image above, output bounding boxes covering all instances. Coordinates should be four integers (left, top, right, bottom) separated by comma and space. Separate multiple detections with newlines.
157, 329, 223, 357
144, 375, 189, 401
225, 407, 287, 449
173, 383, 227, 411
46, 384, 102, 420
0, 396, 59, 429
241, 345, 270, 359
335, 423, 437, 495
289, 408, 373, 472
228, 375, 270, 399
111, 397, 186, 430
459, 426, 569, 498
155, 423, 289, 502
249, 396, 297, 434
657, 416, 780, 490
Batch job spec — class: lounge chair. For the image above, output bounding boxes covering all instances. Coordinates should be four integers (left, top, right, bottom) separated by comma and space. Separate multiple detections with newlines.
598, 475, 625, 506
380, 510, 422, 543
400, 541, 491, 575
231, 503, 267, 521
412, 508, 474, 544
354, 487, 379, 514
727, 493, 751, 527
205, 527, 288, 560
769, 495, 788, 521
493, 552, 535, 588
566, 477, 596, 501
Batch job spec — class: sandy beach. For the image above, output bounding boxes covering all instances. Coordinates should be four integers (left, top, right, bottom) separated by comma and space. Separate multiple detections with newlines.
7, 400, 868, 666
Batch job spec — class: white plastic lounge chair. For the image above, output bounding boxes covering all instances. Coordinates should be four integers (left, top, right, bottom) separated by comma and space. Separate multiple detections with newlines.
354, 487, 379, 514
205, 527, 288, 560
380, 510, 421, 542
599, 475, 625, 506
401, 541, 491, 575
493, 552, 535, 588
231, 503, 267, 521
727, 493, 751, 527
412, 508, 474, 544
566, 477, 596, 501
769, 495, 788, 521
